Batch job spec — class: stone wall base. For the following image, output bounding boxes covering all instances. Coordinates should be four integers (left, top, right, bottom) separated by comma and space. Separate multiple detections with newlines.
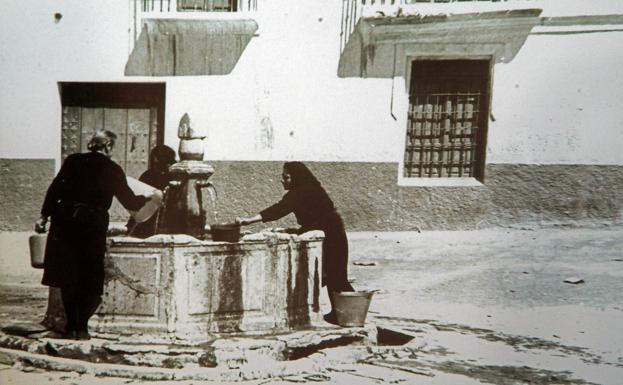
2, 159, 622, 231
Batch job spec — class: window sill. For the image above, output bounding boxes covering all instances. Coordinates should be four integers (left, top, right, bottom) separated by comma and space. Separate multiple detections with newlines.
397, 177, 484, 187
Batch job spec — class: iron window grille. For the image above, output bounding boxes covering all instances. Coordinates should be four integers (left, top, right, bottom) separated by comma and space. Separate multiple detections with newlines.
404, 60, 489, 180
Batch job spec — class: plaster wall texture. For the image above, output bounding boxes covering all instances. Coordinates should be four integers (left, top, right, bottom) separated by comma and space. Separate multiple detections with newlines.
0, 159, 54, 231
1, 0, 622, 166
203, 161, 623, 231
488, 31, 623, 164
1, 159, 621, 231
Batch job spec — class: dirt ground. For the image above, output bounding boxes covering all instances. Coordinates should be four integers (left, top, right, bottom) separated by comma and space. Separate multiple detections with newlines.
1, 227, 622, 384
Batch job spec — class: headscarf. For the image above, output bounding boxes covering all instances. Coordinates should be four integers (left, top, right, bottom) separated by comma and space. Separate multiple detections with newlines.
149, 145, 176, 171
284, 161, 335, 214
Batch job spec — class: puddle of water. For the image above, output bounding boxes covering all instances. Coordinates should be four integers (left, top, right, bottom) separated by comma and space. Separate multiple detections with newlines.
423, 328, 623, 385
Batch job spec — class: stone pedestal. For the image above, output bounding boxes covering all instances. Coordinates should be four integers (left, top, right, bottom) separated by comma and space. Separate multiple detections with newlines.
159, 161, 216, 239
91, 233, 323, 343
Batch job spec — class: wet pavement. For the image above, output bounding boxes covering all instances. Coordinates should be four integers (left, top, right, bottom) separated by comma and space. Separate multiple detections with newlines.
1, 227, 622, 384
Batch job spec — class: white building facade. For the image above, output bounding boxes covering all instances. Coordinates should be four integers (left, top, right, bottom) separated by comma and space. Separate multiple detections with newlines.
1, 0, 622, 231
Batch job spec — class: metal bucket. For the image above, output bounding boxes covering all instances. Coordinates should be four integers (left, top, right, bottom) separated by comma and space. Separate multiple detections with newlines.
29, 233, 47, 269
210, 223, 241, 242
334, 291, 374, 327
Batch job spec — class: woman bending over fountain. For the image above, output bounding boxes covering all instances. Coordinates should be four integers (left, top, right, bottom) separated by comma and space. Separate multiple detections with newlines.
236, 161, 354, 325
35, 130, 151, 340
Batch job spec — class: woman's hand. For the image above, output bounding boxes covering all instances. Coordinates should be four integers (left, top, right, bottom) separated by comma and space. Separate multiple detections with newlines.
143, 190, 156, 200
235, 216, 251, 226
34, 216, 48, 233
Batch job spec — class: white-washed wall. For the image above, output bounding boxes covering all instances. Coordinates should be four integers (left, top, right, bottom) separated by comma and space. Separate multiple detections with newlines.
0, 1, 132, 159
489, 31, 623, 164
1, 0, 622, 165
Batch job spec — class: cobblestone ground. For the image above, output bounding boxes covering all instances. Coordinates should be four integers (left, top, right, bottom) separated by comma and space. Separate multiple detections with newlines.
1, 227, 622, 384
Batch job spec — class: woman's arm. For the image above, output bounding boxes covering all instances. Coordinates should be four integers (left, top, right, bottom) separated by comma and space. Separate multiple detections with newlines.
236, 214, 262, 226
41, 154, 75, 218
36, 154, 76, 232
237, 191, 296, 227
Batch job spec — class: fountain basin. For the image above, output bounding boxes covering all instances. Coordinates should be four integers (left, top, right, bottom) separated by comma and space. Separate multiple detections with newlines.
90, 232, 323, 343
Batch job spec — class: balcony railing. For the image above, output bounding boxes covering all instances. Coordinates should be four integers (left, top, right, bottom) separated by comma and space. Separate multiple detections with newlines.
140, 0, 257, 13
130, 0, 258, 51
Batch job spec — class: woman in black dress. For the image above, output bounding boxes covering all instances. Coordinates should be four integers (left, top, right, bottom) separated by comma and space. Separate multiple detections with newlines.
35, 130, 150, 340
236, 161, 354, 324
126, 144, 176, 238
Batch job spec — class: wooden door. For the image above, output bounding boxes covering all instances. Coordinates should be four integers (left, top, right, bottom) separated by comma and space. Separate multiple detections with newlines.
61, 106, 158, 221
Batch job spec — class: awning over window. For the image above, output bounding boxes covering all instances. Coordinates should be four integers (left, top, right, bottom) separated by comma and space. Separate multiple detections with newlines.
338, 9, 542, 78
125, 19, 258, 76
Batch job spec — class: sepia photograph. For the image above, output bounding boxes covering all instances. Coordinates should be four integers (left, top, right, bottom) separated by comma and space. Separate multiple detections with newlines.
1, 0, 622, 384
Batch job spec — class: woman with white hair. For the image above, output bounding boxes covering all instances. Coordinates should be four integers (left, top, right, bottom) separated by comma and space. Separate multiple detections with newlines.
35, 130, 151, 340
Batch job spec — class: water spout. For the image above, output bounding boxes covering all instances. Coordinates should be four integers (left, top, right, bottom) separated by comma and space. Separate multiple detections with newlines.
198, 180, 218, 230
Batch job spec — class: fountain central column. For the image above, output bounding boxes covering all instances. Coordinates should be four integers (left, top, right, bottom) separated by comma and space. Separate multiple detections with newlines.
157, 113, 216, 239
158, 161, 215, 238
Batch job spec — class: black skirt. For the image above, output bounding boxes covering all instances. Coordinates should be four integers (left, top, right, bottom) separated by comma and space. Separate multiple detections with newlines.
42, 204, 109, 295
317, 211, 353, 291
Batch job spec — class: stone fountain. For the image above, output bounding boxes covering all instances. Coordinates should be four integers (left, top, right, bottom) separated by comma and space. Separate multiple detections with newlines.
95, 114, 323, 342
44, 114, 323, 344
157, 113, 217, 238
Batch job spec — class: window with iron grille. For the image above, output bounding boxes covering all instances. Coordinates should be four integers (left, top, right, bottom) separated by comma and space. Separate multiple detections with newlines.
404, 59, 490, 181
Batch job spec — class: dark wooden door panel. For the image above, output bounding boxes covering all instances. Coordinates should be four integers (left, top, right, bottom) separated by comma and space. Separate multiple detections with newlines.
80, 108, 104, 151
126, 108, 151, 178
61, 106, 155, 222
104, 108, 129, 167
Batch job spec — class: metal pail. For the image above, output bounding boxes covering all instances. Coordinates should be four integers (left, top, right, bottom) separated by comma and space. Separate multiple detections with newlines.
29, 233, 47, 269
210, 223, 241, 242
334, 291, 374, 327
